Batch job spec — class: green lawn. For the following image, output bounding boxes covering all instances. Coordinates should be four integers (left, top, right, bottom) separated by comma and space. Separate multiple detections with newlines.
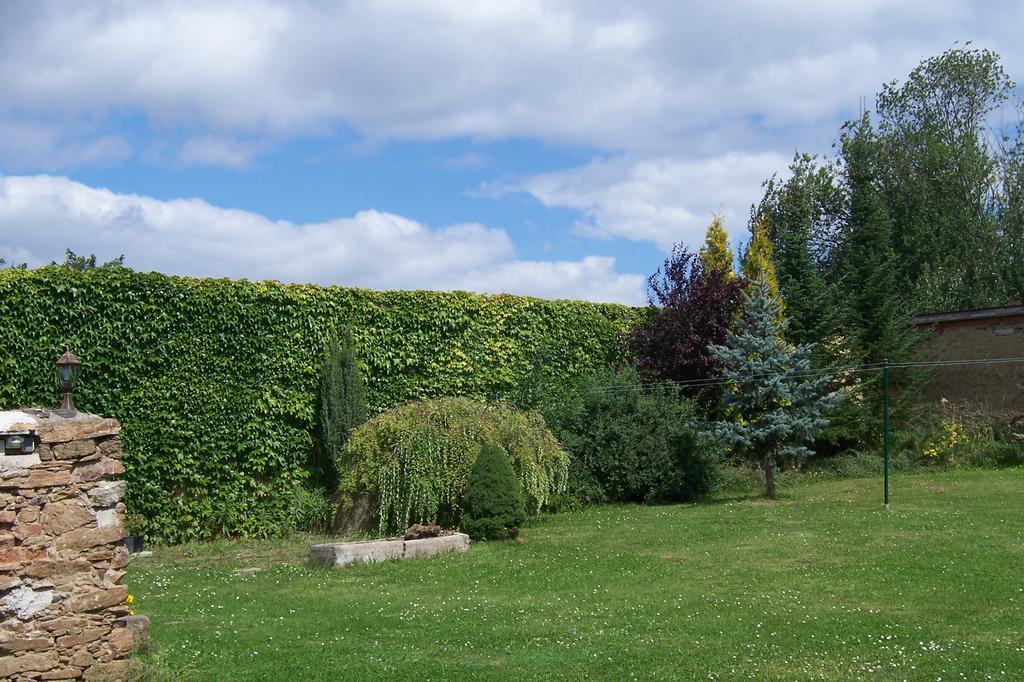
130, 469, 1024, 680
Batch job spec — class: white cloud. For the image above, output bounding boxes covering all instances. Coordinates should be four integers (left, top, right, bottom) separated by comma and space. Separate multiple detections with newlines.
0, 118, 131, 171
0, 174, 645, 304
1, 1, 1020, 168
177, 136, 264, 169
488, 152, 789, 251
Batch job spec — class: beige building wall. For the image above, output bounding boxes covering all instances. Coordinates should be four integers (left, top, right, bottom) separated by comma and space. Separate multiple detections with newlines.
914, 308, 1024, 414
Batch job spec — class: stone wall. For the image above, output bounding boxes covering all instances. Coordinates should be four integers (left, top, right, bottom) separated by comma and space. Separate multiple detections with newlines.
1, 409, 146, 681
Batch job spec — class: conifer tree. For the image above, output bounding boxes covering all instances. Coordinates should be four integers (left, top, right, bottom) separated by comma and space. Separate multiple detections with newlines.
834, 113, 926, 431
741, 218, 782, 302
754, 153, 845, 345
698, 215, 735, 277
314, 327, 368, 491
461, 442, 526, 540
838, 114, 914, 365
709, 282, 842, 498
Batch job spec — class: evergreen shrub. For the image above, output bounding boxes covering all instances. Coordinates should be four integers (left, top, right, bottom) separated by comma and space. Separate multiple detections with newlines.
461, 442, 526, 540
313, 328, 368, 490
337, 397, 568, 534
542, 368, 721, 505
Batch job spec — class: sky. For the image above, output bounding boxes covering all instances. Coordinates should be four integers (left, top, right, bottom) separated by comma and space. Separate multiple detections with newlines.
1, 1, 1022, 305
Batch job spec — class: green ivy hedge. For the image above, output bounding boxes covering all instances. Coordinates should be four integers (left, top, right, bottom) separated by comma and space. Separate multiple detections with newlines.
0, 267, 634, 542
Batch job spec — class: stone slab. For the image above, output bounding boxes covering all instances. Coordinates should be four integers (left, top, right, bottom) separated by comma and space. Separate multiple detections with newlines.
403, 533, 470, 558
310, 533, 471, 568
309, 539, 404, 568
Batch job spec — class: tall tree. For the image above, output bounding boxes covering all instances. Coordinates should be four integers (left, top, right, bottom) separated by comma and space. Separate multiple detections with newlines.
698, 215, 735, 277
834, 113, 927, 435
628, 245, 746, 390
755, 153, 845, 345
314, 328, 368, 491
837, 114, 919, 364
709, 282, 842, 498
997, 112, 1024, 304
876, 46, 1013, 309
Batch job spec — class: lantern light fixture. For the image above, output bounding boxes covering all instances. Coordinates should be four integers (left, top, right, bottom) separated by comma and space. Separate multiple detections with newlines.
55, 348, 82, 416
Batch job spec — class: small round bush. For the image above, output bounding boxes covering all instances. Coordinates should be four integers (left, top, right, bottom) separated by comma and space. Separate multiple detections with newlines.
461, 443, 526, 540
337, 397, 568, 534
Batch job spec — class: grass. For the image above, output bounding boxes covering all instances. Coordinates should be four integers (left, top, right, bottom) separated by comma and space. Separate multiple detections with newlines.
129, 469, 1024, 680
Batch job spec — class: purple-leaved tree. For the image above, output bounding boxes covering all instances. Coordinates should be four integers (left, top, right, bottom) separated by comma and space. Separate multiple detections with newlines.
627, 245, 746, 393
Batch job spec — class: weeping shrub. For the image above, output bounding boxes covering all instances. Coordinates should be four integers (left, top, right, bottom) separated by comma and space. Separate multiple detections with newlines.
461, 442, 527, 540
336, 397, 568, 534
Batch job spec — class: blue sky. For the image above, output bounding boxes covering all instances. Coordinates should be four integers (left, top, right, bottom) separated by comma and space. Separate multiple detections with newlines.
1, 1, 1022, 304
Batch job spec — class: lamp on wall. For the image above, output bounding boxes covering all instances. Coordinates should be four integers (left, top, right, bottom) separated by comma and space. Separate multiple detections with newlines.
55, 348, 82, 417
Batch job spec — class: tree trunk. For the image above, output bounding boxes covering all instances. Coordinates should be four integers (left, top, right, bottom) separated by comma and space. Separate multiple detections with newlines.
761, 458, 776, 499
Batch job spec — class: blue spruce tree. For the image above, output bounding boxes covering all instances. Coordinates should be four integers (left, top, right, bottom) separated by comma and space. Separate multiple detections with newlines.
709, 281, 842, 498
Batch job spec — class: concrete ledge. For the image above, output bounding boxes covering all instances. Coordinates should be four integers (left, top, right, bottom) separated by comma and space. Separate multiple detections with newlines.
404, 533, 470, 558
309, 533, 470, 568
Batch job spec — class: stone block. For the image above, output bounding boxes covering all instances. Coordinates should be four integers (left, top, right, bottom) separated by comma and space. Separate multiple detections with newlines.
17, 506, 41, 523
13, 521, 44, 541
86, 482, 125, 508
0, 636, 53, 653
1, 585, 53, 619
40, 666, 85, 680
0, 650, 59, 678
70, 458, 124, 484
95, 509, 119, 529
96, 439, 123, 458
53, 439, 97, 460
403, 533, 470, 559
57, 626, 107, 648
54, 523, 125, 552
34, 415, 120, 445
108, 625, 135, 655
0, 470, 72, 489
69, 648, 95, 669
41, 501, 95, 536
309, 539, 404, 568
0, 453, 42, 471
24, 558, 94, 580
65, 585, 128, 613
0, 545, 47, 565
114, 614, 150, 650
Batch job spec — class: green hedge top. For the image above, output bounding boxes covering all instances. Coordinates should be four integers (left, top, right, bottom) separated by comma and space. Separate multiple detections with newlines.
0, 267, 635, 542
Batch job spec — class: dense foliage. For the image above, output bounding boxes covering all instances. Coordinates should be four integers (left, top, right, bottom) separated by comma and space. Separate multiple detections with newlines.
749, 47, 1021, 451
627, 246, 746, 390
757, 47, 1021, 327
0, 268, 627, 542
337, 397, 568, 534
460, 442, 527, 540
313, 329, 368, 490
709, 283, 842, 498
542, 368, 721, 505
